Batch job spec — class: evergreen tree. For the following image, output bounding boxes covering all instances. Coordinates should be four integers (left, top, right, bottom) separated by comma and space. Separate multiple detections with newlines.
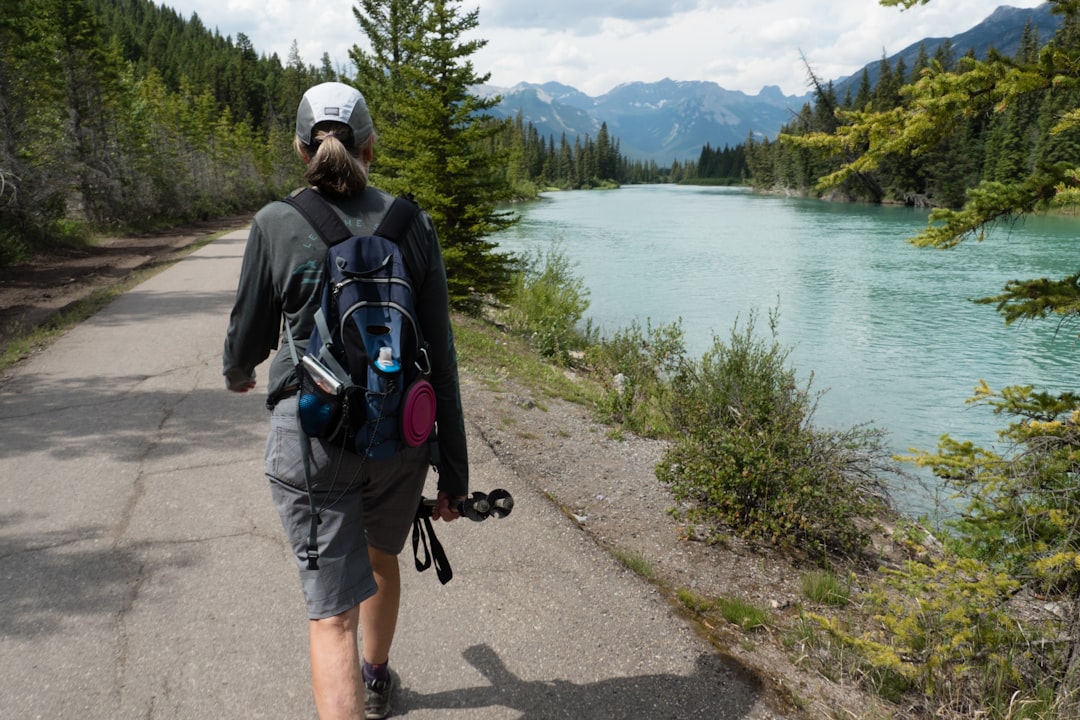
318, 52, 337, 82
932, 37, 956, 71
811, 81, 840, 133
525, 124, 543, 179
280, 41, 310, 124
1035, 10, 1080, 168
853, 68, 873, 110
984, 24, 1041, 184
912, 43, 930, 79
872, 55, 901, 111
350, 0, 424, 141
0, 0, 69, 249
354, 0, 517, 309
595, 122, 615, 181
557, 133, 573, 184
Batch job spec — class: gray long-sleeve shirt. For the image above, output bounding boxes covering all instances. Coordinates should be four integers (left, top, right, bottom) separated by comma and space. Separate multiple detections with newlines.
223, 186, 468, 496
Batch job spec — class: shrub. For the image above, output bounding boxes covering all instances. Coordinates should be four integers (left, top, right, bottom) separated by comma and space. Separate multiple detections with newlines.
904, 382, 1080, 593
815, 557, 1052, 717
0, 227, 30, 266
586, 318, 685, 436
894, 382, 1080, 716
504, 241, 591, 363
656, 309, 893, 558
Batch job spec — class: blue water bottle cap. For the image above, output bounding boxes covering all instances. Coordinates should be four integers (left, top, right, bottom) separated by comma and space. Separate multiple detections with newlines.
375, 346, 400, 372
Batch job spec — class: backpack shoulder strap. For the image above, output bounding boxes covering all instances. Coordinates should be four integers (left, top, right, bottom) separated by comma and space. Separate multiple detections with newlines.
283, 189, 421, 248
283, 188, 351, 247
375, 194, 421, 244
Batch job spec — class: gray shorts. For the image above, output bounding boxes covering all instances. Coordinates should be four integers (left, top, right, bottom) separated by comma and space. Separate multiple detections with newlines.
265, 396, 430, 619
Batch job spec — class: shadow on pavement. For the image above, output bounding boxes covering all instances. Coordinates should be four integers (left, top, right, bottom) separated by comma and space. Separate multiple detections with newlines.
0, 376, 266, 462
0, 513, 195, 638
399, 643, 762, 719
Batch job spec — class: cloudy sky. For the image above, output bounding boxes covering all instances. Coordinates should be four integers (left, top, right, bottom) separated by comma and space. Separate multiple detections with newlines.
163, 0, 1045, 97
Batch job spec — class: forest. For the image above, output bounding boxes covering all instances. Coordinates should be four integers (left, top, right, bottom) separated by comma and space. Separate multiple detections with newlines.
744, 13, 1080, 209
0, 0, 739, 274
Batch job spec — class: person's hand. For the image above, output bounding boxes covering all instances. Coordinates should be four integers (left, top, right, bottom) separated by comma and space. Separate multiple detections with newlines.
430, 491, 464, 522
225, 368, 256, 393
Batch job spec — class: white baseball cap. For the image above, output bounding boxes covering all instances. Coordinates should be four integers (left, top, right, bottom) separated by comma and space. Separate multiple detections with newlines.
295, 82, 373, 147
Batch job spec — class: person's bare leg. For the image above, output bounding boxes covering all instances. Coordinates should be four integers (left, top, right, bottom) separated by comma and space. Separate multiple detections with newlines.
309, 605, 363, 719
360, 547, 401, 667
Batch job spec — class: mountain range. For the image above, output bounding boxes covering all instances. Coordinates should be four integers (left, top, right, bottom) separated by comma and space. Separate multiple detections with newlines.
479, 3, 1060, 164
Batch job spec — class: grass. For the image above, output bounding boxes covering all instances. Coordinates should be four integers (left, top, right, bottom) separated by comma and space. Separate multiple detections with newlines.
674, 587, 770, 632
612, 548, 656, 581
801, 570, 850, 607
716, 597, 770, 631
452, 313, 603, 407
675, 587, 711, 613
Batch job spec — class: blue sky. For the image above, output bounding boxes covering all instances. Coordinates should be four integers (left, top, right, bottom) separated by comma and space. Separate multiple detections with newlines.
163, 0, 1046, 97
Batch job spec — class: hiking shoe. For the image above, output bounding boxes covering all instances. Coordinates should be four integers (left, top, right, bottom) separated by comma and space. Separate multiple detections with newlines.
364, 671, 395, 720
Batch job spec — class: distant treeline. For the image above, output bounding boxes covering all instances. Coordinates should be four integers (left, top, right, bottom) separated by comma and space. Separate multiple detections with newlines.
742, 16, 1080, 207
496, 113, 745, 191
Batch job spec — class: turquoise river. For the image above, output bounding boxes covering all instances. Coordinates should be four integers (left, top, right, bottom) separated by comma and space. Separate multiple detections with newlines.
492, 184, 1079, 514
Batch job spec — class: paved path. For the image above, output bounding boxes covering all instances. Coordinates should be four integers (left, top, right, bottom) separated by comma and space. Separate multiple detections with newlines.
0, 230, 788, 719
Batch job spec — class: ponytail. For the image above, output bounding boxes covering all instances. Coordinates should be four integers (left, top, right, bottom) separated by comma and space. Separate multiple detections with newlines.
294, 122, 371, 196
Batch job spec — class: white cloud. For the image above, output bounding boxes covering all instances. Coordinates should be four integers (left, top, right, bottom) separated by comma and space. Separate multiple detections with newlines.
163, 0, 1048, 97
479, 0, 701, 33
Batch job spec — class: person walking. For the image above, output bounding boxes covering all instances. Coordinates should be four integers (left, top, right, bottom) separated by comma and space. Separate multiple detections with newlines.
222, 81, 469, 720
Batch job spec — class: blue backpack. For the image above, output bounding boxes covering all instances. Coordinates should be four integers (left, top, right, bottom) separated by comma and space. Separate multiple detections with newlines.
283, 189, 436, 460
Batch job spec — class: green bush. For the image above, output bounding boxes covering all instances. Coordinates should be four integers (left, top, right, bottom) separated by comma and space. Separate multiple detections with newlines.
504, 241, 591, 363
586, 318, 685, 436
814, 557, 1051, 717
890, 382, 1080, 716
0, 227, 30, 266
656, 309, 892, 558
904, 382, 1080, 593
